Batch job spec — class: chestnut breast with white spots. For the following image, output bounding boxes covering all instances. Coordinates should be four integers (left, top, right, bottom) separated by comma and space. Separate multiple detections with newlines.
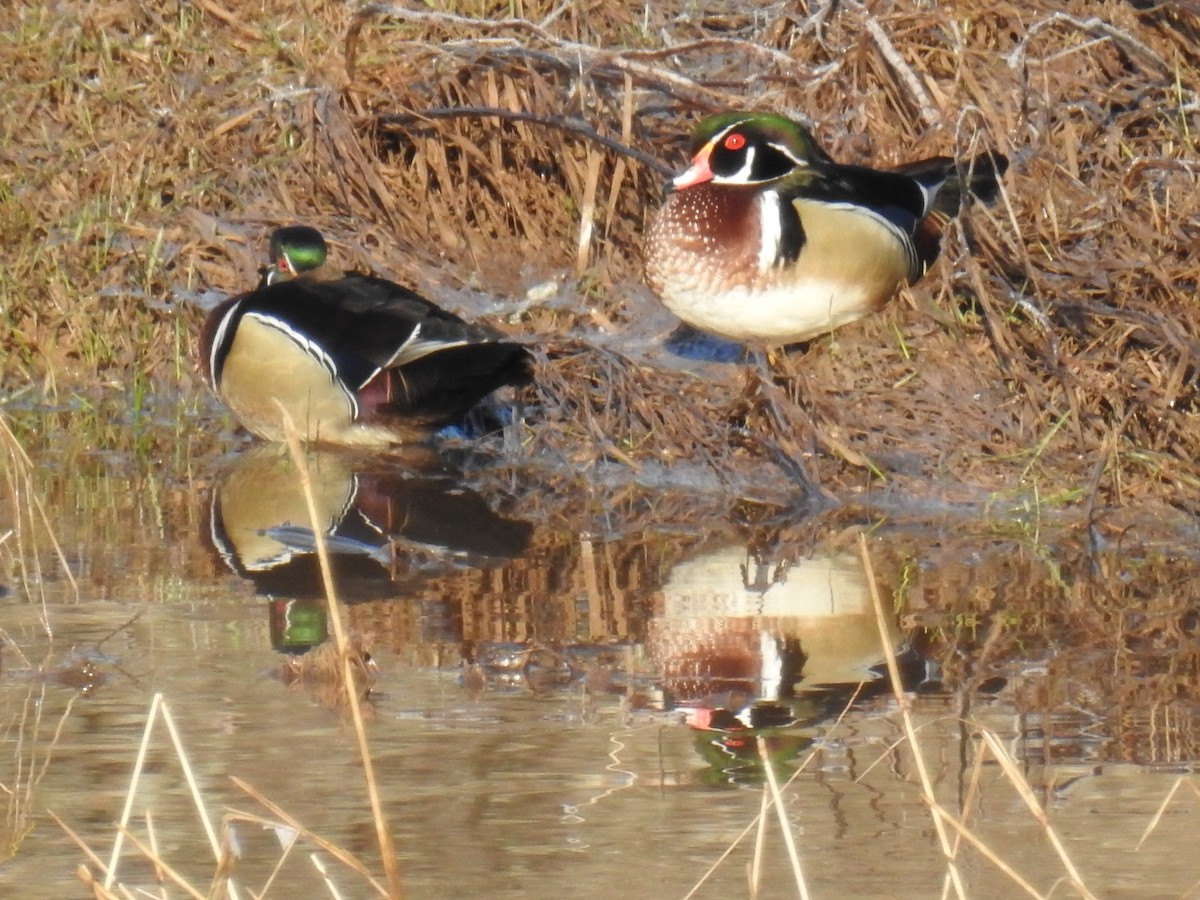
645, 184, 915, 344
645, 184, 763, 299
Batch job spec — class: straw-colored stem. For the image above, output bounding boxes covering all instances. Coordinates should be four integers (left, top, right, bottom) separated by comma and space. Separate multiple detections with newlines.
104, 693, 160, 889
230, 778, 390, 895
979, 729, 1096, 899
758, 735, 809, 900
279, 410, 404, 899
927, 804, 1048, 899
860, 533, 967, 900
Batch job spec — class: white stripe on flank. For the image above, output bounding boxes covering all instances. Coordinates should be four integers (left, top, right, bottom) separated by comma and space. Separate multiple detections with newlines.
208, 300, 241, 384
385, 322, 473, 368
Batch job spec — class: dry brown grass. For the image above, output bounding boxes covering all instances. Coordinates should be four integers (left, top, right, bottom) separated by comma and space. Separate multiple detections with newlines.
1, 0, 1199, 518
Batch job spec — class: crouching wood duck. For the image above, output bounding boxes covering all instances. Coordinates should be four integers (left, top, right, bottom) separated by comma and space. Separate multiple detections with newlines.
644, 111, 1008, 346
200, 226, 533, 446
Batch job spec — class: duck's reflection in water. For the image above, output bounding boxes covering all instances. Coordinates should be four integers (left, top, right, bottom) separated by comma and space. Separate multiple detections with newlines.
652, 543, 913, 782
205, 445, 533, 653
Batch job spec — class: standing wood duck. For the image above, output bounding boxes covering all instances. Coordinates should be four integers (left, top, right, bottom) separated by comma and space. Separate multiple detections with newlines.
200, 226, 533, 446
644, 111, 1008, 345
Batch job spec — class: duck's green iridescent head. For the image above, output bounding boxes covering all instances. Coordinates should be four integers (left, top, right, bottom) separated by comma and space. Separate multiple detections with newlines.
673, 111, 833, 189
266, 226, 329, 284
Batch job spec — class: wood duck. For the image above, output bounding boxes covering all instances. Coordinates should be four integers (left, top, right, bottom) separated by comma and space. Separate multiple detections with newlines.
207, 445, 533, 601
200, 226, 534, 446
644, 111, 1008, 345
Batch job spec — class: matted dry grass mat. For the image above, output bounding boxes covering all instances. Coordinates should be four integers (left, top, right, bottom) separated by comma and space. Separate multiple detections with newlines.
1, 0, 1198, 517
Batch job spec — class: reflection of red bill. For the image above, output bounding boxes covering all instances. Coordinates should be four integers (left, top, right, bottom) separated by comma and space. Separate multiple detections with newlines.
687, 707, 716, 730
687, 706, 752, 732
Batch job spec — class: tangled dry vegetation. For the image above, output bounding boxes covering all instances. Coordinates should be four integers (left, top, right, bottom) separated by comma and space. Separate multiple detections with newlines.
1, 0, 1198, 519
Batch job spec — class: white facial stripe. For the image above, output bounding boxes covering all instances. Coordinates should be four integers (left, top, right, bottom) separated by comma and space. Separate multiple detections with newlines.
711, 145, 758, 185
709, 138, 812, 185
768, 140, 808, 168
757, 190, 783, 272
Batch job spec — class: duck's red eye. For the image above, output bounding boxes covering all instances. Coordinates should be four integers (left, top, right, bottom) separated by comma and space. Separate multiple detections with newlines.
723, 133, 746, 151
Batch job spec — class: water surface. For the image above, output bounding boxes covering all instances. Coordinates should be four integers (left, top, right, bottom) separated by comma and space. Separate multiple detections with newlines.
3, 394, 1200, 898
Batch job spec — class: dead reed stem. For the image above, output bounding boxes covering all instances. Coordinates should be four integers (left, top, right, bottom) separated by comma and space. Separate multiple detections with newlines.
102, 694, 235, 897
1136, 776, 1186, 850
978, 730, 1096, 899
926, 808, 1047, 900
115, 825, 208, 900
686, 682, 867, 898
757, 736, 809, 899
750, 784, 769, 894
942, 722, 991, 897
280, 415, 404, 899
860, 533, 967, 900
682, 815, 764, 900
229, 778, 389, 892
0, 412, 79, 630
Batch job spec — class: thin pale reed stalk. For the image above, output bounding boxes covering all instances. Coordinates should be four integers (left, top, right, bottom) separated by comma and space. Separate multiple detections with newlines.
1135, 776, 1185, 850
926, 806, 1048, 899
978, 730, 1096, 899
230, 777, 390, 895
115, 826, 208, 900
792, 680, 865, 790
143, 810, 164, 899
576, 147, 603, 275
854, 580, 1096, 900
104, 693, 160, 889
686, 682, 866, 898
158, 699, 227, 867
48, 809, 109, 876
859, 533, 967, 900
854, 717, 955, 785
236, 811, 300, 898
682, 816, 765, 900
941, 723, 991, 900
0, 411, 78, 636
102, 694, 237, 898
73, 864, 123, 900
758, 736, 809, 900
750, 784, 769, 895
311, 852, 345, 898
279, 414, 404, 898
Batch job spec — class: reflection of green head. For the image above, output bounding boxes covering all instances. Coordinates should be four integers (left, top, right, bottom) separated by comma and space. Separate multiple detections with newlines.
692, 728, 813, 786
269, 598, 329, 654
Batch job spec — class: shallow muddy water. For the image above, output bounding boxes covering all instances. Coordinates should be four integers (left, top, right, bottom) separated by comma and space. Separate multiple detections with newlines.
4, 394, 1200, 899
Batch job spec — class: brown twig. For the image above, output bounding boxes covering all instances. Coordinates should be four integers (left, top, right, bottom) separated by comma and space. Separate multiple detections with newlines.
374, 107, 677, 178
345, 2, 731, 107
